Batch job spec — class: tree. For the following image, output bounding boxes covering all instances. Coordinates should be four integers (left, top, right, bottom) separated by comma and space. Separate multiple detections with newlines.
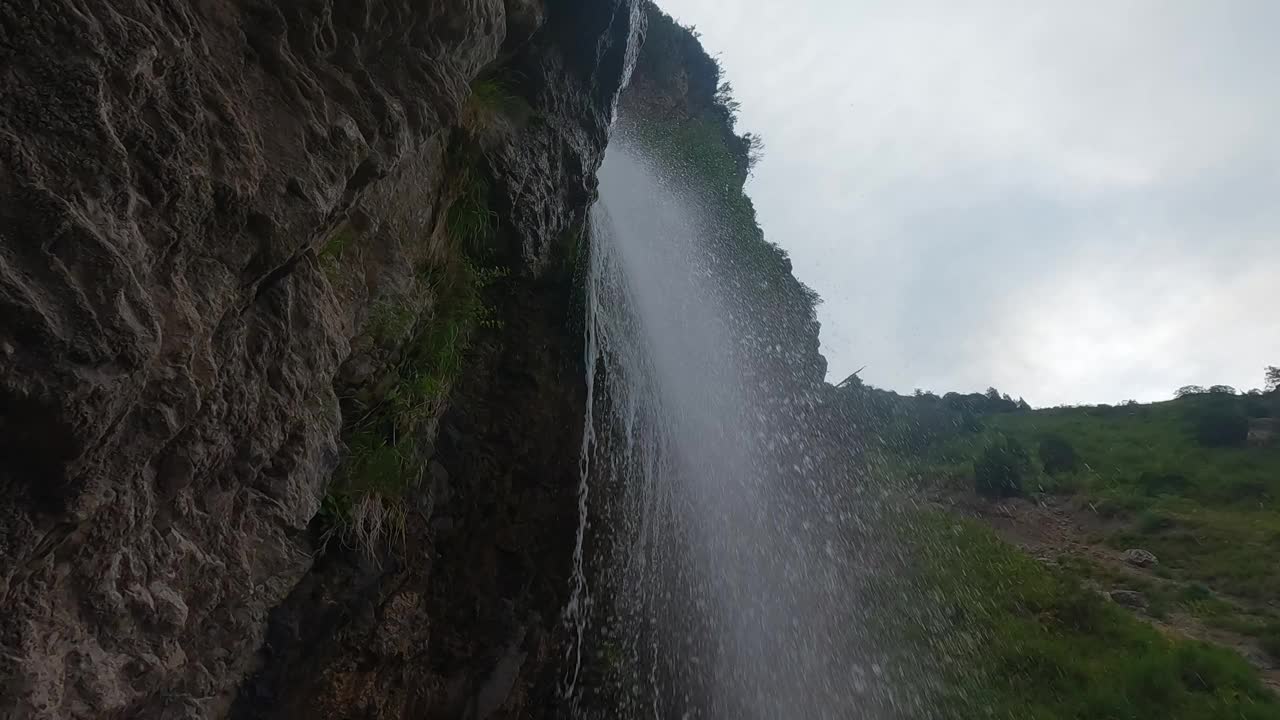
985, 387, 1001, 401
1267, 366, 1280, 392
1175, 385, 1207, 398
1209, 385, 1238, 395
741, 132, 765, 172
974, 437, 1030, 499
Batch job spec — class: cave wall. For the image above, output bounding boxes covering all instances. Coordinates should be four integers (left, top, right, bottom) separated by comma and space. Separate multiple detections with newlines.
0, 0, 640, 717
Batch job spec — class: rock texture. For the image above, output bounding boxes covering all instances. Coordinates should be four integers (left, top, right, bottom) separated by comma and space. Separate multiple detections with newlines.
0, 0, 639, 717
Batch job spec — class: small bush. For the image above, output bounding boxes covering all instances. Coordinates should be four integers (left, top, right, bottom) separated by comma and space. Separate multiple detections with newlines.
1189, 403, 1248, 447
1178, 583, 1213, 603
974, 437, 1031, 499
1038, 433, 1080, 475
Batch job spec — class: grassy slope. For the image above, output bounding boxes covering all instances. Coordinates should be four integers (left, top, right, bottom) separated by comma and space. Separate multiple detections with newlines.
884, 392, 1280, 716
917, 515, 1280, 719
936, 398, 1280, 608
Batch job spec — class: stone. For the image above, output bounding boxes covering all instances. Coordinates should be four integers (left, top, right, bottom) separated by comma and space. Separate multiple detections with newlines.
1107, 589, 1148, 609
1123, 548, 1159, 568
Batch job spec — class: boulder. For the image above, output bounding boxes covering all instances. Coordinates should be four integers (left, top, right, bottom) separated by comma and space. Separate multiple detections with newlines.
1122, 548, 1159, 568
1107, 589, 1148, 609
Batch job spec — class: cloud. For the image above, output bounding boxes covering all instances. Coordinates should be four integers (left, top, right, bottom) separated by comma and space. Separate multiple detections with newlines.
657, 0, 1280, 404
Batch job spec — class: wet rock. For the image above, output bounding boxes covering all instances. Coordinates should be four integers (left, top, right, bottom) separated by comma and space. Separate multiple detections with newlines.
0, 0, 639, 718
227, 1, 643, 719
429, 459, 453, 507
1123, 549, 1159, 568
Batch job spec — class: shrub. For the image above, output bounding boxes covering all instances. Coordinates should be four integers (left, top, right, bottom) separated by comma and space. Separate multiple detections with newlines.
1038, 433, 1080, 475
1244, 399, 1270, 418
1189, 404, 1248, 447
974, 437, 1030, 499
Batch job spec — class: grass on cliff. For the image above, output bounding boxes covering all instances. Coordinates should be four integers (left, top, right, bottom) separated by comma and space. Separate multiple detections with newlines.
916, 515, 1280, 719
445, 162, 499, 256
464, 75, 534, 139
319, 163, 507, 552
321, 257, 505, 552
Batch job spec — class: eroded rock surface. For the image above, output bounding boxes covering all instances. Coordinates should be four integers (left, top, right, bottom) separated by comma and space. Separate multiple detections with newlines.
0, 0, 640, 717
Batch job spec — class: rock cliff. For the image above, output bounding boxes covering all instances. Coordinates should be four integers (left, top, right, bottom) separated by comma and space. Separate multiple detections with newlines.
0, 1, 639, 717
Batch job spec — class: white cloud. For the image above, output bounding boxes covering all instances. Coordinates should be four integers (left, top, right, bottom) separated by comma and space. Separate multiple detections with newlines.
657, 0, 1280, 404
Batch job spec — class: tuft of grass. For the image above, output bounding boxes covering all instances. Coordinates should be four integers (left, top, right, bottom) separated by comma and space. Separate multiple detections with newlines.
366, 299, 418, 345
317, 223, 359, 283
464, 75, 534, 132
470, 77, 523, 113
446, 165, 498, 255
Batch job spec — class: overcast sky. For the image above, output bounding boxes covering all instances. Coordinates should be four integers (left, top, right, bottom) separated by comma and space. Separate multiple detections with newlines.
657, 0, 1280, 406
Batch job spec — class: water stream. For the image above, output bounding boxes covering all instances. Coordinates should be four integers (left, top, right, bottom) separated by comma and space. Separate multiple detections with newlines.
562, 144, 934, 719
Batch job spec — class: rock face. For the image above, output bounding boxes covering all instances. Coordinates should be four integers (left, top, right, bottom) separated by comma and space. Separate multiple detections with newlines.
0, 1, 640, 717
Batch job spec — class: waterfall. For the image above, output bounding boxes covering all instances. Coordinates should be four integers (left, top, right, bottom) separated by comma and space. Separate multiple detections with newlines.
562, 143, 938, 719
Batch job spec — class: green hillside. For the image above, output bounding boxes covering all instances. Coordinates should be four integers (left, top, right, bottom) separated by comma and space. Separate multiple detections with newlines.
834, 380, 1280, 716
915, 515, 1280, 720
906, 391, 1280, 611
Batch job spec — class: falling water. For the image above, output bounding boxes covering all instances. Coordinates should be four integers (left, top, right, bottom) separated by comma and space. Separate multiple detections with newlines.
563, 142, 942, 719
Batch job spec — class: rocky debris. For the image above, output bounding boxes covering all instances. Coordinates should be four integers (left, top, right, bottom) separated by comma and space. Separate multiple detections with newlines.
1107, 590, 1148, 609
0, 0, 639, 718
1123, 549, 1159, 568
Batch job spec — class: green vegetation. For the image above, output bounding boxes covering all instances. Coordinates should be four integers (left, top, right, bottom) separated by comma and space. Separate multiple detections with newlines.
973, 436, 1030, 498
623, 6, 823, 381
851, 376, 1280, 709
464, 74, 534, 133
917, 515, 1280, 719
318, 147, 509, 552
317, 222, 359, 284
1038, 433, 1081, 475
978, 394, 1276, 605
321, 258, 502, 551
445, 163, 498, 255
1190, 401, 1250, 447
